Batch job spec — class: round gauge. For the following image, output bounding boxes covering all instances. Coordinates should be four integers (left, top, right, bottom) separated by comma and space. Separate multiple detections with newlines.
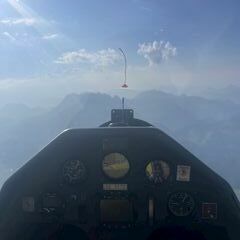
102, 153, 130, 179
168, 192, 195, 217
145, 160, 170, 183
62, 159, 86, 184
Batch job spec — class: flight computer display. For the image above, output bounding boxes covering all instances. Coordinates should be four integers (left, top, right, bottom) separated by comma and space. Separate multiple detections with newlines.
100, 199, 134, 223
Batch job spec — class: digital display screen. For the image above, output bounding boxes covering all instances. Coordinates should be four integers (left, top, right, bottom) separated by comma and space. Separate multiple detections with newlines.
100, 199, 133, 223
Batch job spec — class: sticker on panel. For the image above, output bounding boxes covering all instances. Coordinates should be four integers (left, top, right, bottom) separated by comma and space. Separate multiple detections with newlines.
176, 165, 191, 182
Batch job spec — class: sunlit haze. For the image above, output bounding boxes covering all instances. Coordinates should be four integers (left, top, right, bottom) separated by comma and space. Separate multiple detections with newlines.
0, 0, 239, 107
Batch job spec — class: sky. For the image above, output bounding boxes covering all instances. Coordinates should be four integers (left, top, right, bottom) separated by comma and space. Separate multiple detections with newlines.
0, 0, 240, 107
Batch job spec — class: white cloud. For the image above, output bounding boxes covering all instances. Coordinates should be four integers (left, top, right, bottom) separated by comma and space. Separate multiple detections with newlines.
0, 18, 36, 26
56, 48, 120, 66
2, 32, 16, 41
42, 34, 58, 40
138, 40, 177, 65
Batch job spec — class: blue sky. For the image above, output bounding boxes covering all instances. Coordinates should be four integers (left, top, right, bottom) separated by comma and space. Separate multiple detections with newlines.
0, 0, 239, 106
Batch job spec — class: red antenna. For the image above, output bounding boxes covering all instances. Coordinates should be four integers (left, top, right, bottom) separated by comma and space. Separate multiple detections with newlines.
119, 48, 128, 88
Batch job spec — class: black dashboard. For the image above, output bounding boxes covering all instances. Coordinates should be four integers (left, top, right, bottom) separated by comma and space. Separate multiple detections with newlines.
0, 127, 239, 240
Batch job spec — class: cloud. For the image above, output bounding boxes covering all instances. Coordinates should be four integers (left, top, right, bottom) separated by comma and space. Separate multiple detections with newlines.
42, 34, 58, 40
0, 18, 36, 26
56, 48, 120, 66
2, 32, 16, 41
138, 41, 177, 65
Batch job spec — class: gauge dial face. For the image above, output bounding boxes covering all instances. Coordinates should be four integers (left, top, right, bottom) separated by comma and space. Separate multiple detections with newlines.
168, 192, 195, 217
146, 160, 170, 183
63, 159, 86, 184
102, 153, 130, 179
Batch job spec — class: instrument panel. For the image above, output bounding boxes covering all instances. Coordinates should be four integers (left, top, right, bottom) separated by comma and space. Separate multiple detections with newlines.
20, 133, 220, 235
49, 146, 207, 226
44, 149, 200, 226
